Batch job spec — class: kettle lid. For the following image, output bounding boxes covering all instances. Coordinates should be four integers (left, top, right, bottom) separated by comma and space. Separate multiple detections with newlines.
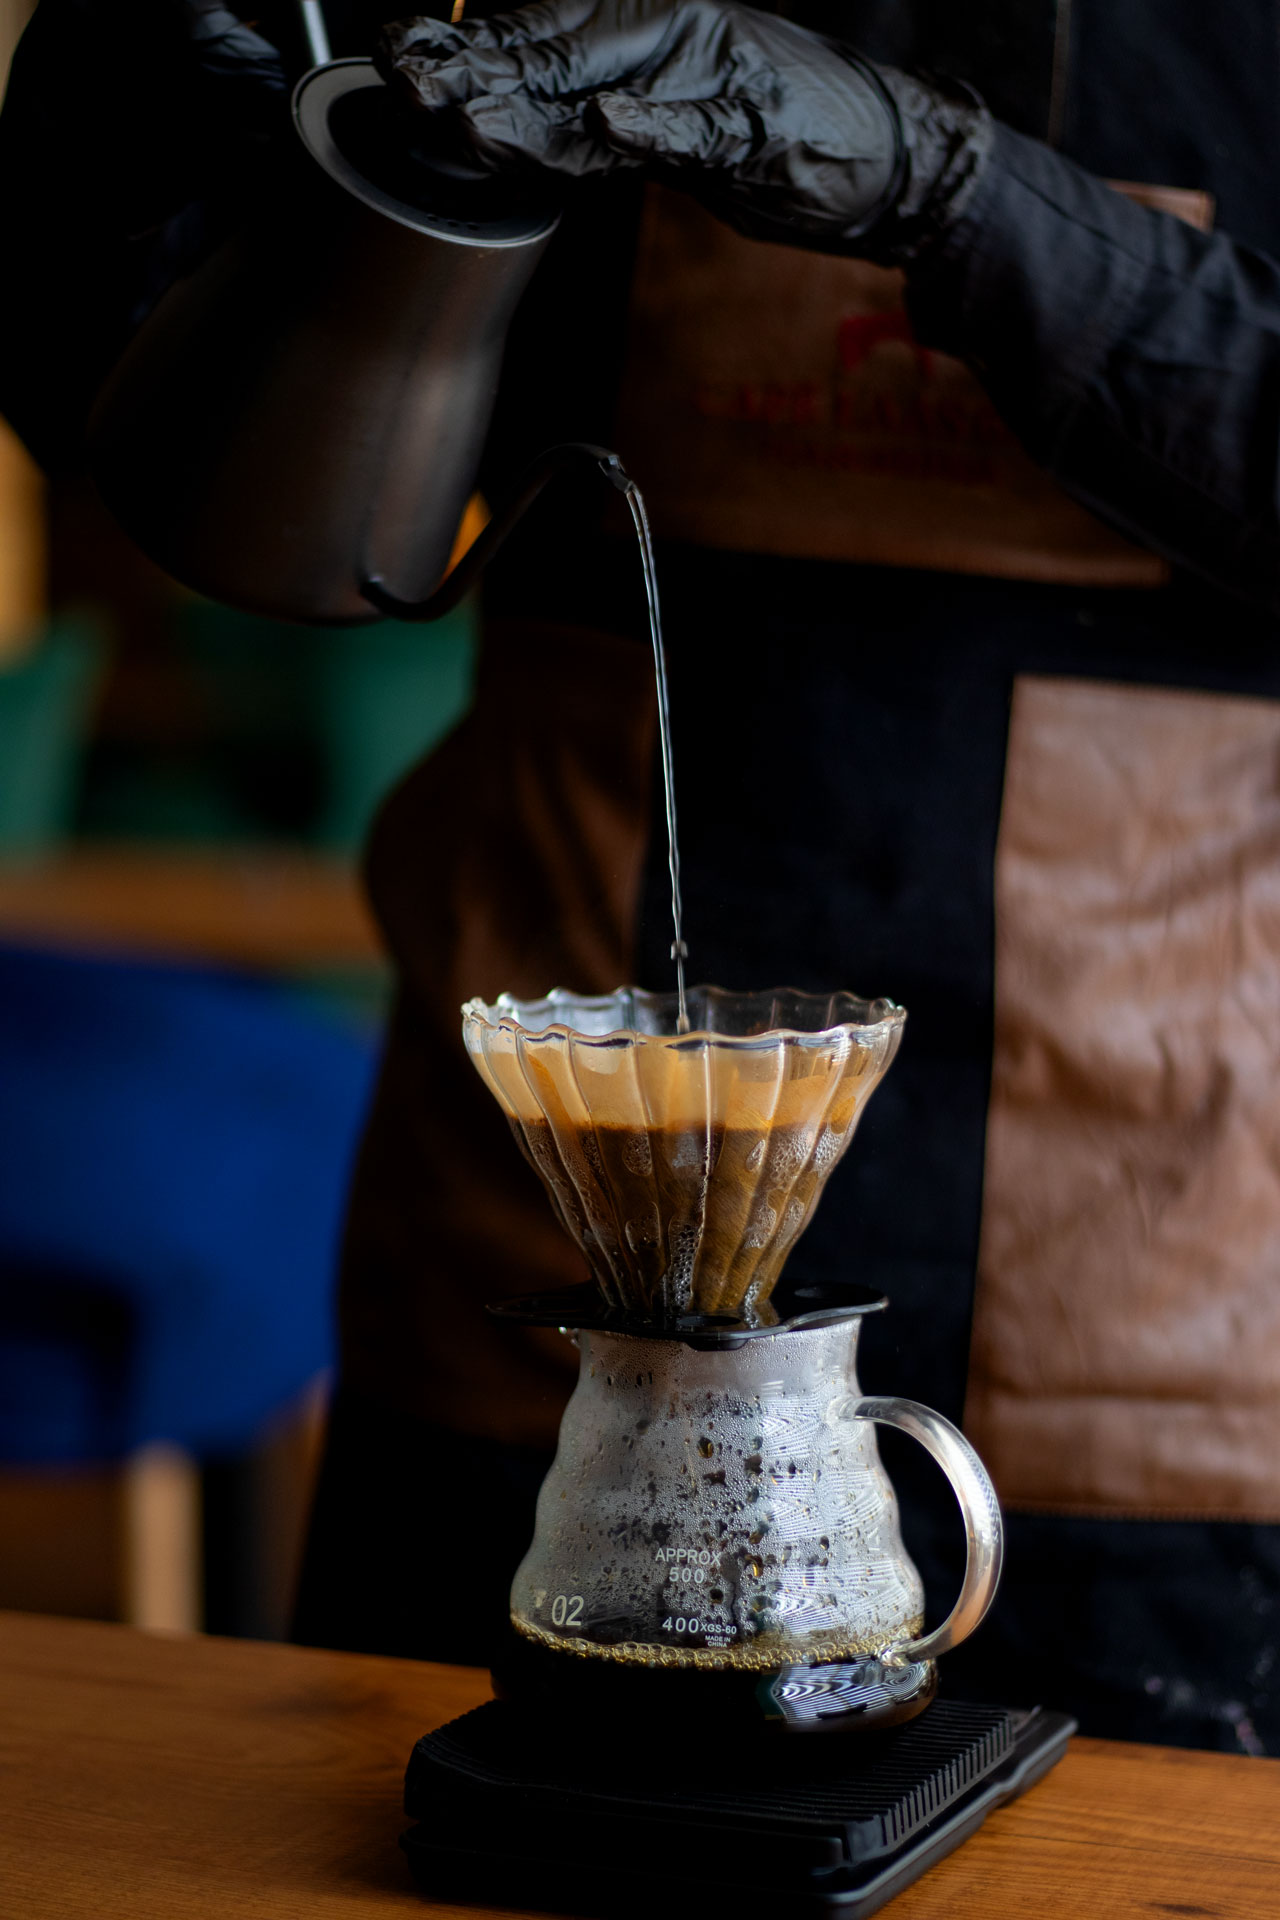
293, 58, 559, 249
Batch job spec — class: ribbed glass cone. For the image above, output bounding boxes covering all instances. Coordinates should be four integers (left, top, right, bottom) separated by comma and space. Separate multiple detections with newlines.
462, 985, 905, 1323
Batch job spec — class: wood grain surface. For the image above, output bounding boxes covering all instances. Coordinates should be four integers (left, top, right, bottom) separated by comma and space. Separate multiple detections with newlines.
2, 1611, 1277, 1919
0, 848, 383, 971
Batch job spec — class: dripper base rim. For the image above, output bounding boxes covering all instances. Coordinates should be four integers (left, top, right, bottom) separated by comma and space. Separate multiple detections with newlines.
486, 1273, 888, 1346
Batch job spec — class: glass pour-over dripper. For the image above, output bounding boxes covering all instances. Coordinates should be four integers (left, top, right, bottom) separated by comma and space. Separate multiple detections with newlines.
462, 985, 904, 1322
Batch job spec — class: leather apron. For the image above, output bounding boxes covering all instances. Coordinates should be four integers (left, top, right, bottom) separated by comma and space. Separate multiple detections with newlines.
339, 2, 1280, 1537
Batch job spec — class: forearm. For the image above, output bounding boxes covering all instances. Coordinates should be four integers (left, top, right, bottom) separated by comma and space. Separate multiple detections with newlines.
905, 124, 1280, 613
0, 0, 286, 472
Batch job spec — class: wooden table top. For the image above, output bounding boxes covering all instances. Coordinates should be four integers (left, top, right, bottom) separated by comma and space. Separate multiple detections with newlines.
0, 847, 384, 973
3, 1611, 1278, 1919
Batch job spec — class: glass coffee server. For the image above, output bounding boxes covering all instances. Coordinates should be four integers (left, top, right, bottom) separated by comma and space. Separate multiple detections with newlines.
464, 985, 1003, 1732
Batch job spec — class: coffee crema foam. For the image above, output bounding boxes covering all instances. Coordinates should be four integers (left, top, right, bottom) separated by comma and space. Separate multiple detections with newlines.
510, 1613, 924, 1671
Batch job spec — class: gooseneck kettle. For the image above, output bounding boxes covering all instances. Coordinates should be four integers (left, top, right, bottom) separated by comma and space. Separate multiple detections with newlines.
86, 48, 564, 624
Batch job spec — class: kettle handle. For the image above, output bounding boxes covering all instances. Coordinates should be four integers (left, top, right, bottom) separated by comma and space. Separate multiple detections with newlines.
836, 1394, 1004, 1666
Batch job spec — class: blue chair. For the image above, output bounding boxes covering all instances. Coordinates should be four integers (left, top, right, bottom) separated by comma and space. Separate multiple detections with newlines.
0, 942, 378, 1625
0, 940, 377, 1460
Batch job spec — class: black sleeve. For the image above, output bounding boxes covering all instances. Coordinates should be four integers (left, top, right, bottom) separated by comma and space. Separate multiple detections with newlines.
905, 122, 1280, 614
0, 0, 286, 473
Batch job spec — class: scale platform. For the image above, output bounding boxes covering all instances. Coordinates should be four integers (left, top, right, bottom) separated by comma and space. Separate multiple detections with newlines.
402, 1696, 1075, 1917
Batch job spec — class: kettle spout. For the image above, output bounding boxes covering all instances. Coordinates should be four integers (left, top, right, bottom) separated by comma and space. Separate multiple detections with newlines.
361, 443, 635, 623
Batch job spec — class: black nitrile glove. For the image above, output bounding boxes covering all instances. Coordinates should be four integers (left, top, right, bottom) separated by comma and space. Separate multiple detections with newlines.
182, 2, 291, 146
379, 0, 991, 261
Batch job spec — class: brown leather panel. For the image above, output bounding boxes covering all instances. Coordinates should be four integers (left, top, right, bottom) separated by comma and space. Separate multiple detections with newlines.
1108, 183, 1214, 228
967, 675, 1280, 1517
339, 621, 657, 1449
612, 185, 1192, 586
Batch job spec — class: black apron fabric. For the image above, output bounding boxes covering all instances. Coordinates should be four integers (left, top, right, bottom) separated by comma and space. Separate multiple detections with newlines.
9, 0, 1254, 1743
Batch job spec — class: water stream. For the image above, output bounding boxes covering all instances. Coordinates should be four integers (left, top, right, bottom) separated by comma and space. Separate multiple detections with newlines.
622, 480, 689, 1034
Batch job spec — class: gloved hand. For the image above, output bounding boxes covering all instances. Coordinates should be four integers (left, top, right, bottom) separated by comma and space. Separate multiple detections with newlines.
181, 2, 290, 144
378, 0, 991, 261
